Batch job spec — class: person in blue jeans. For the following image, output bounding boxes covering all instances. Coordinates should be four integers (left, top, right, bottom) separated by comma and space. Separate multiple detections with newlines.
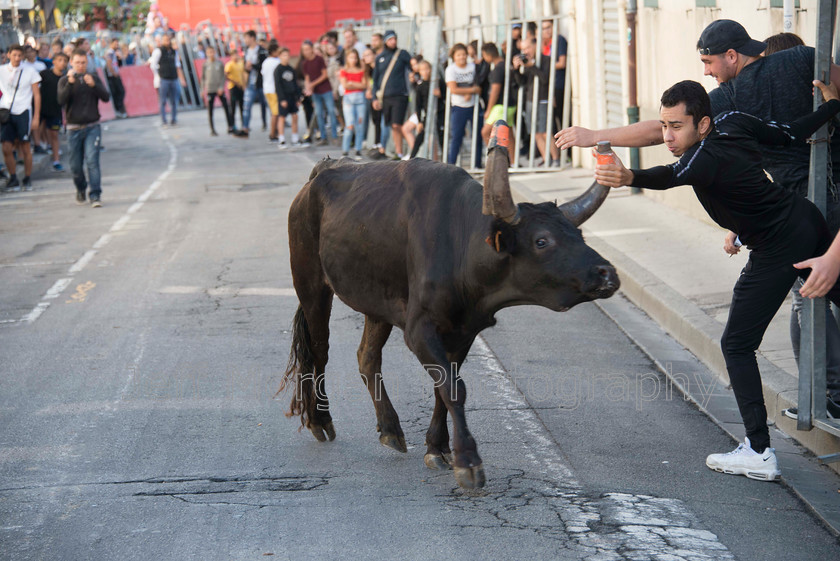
445, 43, 482, 168
301, 41, 336, 145
241, 31, 267, 136
149, 34, 185, 126
339, 48, 367, 157
57, 49, 110, 207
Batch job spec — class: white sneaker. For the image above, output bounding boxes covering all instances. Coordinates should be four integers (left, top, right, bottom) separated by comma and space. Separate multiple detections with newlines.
705, 438, 781, 481
278, 141, 287, 150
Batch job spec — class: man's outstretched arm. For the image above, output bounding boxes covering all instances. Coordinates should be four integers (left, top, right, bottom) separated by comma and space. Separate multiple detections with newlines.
554, 120, 662, 150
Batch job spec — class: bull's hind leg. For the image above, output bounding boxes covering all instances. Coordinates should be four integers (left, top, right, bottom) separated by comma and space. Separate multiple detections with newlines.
297, 286, 335, 442
357, 316, 407, 453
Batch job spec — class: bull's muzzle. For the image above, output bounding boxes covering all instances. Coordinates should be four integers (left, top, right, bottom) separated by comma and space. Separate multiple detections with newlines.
587, 264, 620, 298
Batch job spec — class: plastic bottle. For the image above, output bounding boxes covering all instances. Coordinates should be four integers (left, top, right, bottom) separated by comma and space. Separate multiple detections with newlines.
594, 140, 615, 166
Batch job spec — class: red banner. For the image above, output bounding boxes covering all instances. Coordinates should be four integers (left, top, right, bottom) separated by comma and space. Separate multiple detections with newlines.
118, 65, 160, 118
95, 69, 116, 122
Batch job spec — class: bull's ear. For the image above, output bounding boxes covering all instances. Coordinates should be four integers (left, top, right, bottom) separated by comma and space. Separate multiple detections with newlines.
485, 219, 516, 254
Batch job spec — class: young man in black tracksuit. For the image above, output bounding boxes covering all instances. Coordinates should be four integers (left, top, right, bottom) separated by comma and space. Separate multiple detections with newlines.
58, 49, 110, 207
274, 47, 302, 148
595, 79, 840, 482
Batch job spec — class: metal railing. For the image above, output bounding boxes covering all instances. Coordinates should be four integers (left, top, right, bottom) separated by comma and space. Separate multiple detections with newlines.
798, 0, 840, 462
436, 15, 571, 173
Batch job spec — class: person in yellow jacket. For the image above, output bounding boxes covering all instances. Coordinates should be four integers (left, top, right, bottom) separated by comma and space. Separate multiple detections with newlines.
224, 50, 247, 135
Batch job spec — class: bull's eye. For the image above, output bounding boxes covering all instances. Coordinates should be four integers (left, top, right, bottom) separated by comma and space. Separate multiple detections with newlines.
535, 238, 548, 249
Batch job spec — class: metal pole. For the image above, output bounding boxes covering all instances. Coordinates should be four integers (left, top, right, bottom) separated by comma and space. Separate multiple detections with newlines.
561, 14, 573, 168
544, 17, 558, 168
442, 88, 452, 165
469, 23, 483, 171
514, 73, 524, 169
502, 22, 513, 119
798, 0, 834, 431
529, 22, 543, 168
626, 0, 641, 194
422, 16, 442, 161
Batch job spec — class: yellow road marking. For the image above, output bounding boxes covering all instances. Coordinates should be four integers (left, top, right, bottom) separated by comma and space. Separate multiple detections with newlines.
66, 281, 96, 304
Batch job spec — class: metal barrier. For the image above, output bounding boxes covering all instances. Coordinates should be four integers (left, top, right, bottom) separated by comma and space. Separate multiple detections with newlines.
428, 15, 571, 173
797, 0, 840, 460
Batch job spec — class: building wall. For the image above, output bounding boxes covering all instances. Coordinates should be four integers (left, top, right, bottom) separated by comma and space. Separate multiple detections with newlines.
633, 0, 816, 221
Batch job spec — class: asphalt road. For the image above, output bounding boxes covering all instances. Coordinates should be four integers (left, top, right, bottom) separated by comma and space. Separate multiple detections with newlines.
1, 112, 839, 560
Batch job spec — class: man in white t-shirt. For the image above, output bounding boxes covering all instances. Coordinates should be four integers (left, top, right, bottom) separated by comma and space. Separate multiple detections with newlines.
261, 42, 282, 142
0, 44, 41, 192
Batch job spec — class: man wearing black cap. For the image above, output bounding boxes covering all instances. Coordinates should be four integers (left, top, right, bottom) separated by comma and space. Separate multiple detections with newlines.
554, 19, 840, 429
372, 29, 412, 159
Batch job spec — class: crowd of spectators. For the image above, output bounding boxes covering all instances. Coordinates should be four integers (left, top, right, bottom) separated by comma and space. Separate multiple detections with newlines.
199, 20, 567, 167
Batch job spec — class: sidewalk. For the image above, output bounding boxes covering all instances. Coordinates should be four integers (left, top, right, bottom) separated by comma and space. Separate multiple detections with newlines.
512, 167, 840, 469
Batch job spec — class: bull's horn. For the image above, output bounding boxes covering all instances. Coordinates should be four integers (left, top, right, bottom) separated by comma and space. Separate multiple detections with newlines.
482, 121, 520, 224
558, 181, 610, 227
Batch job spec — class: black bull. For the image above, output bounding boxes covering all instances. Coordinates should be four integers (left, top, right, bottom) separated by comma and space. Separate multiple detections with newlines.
282, 141, 619, 489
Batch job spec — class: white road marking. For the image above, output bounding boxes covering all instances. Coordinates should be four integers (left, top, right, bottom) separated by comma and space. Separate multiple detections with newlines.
21, 302, 50, 324
0, 260, 76, 268
109, 215, 131, 232
43, 278, 73, 299
16, 134, 178, 325
469, 336, 734, 558
68, 250, 98, 274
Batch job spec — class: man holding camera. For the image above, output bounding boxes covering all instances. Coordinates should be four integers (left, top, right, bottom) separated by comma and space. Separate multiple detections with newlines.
0, 44, 41, 193
58, 49, 110, 207
513, 35, 559, 166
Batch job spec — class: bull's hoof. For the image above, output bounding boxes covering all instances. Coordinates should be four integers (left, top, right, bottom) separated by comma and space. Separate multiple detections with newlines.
454, 464, 486, 489
380, 434, 408, 453
424, 452, 453, 470
310, 422, 336, 442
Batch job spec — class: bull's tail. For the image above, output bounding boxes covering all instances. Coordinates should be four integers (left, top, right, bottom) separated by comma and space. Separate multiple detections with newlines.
278, 304, 318, 429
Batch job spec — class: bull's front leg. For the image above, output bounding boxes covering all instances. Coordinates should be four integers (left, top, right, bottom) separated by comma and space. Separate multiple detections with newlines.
406, 320, 485, 489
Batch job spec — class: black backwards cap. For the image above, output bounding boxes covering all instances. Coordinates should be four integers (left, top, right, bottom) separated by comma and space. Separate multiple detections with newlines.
696, 19, 766, 56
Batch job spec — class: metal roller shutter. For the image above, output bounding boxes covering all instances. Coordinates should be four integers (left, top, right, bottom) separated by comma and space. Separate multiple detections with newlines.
602, 0, 624, 128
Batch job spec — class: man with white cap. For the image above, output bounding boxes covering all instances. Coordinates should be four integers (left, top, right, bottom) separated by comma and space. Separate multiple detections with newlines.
372, 29, 412, 159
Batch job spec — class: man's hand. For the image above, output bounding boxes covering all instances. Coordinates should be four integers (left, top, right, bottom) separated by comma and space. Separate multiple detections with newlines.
594, 152, 633, 188
67, 73, 76, 84
555, 126, 597, 150
217, 88, 224, 97
723, 231, 741, 256
814, 79, 840, 103
280, 100, 287, 108
304, 87, 313, 97
31, 115, 39, 130
794, 253, 840, 298
372, 99, 381, 111
83, 73, 95, 87
512, 56, 522, 70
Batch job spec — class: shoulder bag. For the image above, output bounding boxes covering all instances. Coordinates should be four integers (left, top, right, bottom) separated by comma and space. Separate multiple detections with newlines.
376, 49, 402, 104
0, 66, 24, 124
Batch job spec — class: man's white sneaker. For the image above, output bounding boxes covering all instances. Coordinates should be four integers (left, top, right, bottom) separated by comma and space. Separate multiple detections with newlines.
705, 438, 781, 481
